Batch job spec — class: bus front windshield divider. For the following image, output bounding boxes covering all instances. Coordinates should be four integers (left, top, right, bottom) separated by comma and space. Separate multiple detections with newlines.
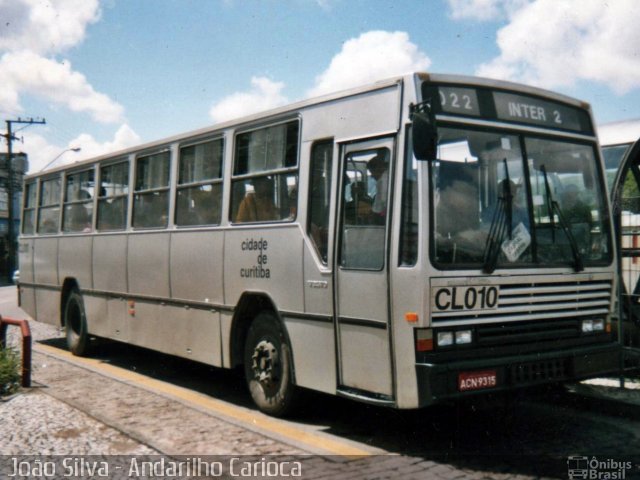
483, 159, 513, 274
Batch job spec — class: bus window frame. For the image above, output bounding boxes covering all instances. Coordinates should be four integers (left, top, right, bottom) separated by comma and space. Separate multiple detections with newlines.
97, 159, 130, 232
132, 148, 171, 229
428, 121, 613, 271
21, 180, 38, 235
62, 167, 96, 234
36, 175, 62, 235
175, 136, 225, 227
230, 117, 301, 225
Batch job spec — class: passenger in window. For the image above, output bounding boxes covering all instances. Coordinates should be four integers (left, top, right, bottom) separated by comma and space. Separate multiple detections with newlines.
345, 181, 373, 224
367, 152, 389, 224
236, 176, 278, 222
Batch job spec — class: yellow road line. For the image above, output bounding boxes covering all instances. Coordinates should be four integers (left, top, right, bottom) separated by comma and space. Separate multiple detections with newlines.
34, 343, 373, 457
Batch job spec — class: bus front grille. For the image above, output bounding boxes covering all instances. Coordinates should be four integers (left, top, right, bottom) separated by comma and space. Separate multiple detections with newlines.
510, 358, 568, 385
431, 274, 613, 327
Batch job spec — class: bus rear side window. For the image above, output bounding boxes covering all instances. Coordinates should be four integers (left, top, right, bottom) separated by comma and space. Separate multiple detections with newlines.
22, 182, 37, 234
38, 177, 61, 234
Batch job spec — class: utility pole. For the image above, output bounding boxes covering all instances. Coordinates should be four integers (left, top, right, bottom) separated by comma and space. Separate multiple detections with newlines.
2, 117, 46, 282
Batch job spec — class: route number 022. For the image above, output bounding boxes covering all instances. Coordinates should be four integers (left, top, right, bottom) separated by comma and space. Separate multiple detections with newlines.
440, 90, 473, 111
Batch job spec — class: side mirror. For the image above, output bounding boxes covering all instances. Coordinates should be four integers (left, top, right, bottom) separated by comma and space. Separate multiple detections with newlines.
411, 102, 438, 161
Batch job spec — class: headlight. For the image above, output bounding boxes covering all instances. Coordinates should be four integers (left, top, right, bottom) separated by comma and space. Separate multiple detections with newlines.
455, 330, 473, 345
437, 331, 454, 347
581, 319, 605, 333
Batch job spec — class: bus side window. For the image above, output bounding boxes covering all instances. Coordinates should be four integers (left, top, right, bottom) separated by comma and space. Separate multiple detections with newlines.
133, 151, 170, 229
307, 141, 333, 263
63, 169, 94, 233
231, 120, 299, 224
37, 177, 61, 234
97, 161, 129, 231
340, 148, 390, 270
22, 182, 37, 235
399, 149, 419, 266
176, 138, 224, 226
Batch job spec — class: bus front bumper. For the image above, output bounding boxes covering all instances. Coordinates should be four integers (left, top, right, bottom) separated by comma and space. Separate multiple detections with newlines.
415, 342, 621, 406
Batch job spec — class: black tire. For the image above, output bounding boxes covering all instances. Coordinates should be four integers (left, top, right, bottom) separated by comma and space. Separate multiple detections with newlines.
244, 312, 298, 416
64, 290, 90, 356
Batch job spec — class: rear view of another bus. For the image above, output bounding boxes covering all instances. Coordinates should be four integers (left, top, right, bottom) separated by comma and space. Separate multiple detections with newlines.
600, 119, 640, 346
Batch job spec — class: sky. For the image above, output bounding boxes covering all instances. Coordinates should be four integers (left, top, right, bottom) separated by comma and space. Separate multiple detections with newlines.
1, 0, 640, 172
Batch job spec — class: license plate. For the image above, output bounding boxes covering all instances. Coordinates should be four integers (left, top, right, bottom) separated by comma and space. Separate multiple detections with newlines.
458, 370, 497, 391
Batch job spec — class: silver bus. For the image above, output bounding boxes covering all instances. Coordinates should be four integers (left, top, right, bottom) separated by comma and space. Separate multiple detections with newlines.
19, 73, 620, 416
600, 119, 640, 345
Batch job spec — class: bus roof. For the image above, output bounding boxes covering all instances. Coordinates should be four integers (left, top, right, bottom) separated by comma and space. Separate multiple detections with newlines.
598, 118, 640, 146
29, 71, 592, 178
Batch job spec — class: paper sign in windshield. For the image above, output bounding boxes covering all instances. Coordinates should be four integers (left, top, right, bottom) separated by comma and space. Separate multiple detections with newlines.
501, 222, 531, 262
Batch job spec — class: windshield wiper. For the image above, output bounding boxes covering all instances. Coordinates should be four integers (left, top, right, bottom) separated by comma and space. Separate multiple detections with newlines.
540, 165, 584, 272
483, 159, 513, 273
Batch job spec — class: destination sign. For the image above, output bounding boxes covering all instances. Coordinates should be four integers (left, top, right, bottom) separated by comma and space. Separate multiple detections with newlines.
493, 91, 584, 132
425, 83, 593, 135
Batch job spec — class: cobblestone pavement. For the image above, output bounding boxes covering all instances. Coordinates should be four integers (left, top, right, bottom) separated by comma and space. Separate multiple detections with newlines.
3, 287, 640, 479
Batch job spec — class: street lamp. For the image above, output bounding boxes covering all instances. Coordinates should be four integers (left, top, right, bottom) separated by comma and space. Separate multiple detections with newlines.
40, 147, 82, 172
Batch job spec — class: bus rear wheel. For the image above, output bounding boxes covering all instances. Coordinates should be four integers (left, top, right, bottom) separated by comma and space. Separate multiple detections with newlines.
244, 313, 298, 416
64, 290, 90, 356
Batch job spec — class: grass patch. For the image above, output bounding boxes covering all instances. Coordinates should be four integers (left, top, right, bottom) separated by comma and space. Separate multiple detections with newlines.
0, 347, 21, 396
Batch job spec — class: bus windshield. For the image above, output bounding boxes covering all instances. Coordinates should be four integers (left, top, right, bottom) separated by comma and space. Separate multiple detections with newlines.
431, 127, 611, 269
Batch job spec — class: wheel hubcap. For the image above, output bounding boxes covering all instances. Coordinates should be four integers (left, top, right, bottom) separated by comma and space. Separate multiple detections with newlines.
251, 340, 280, 387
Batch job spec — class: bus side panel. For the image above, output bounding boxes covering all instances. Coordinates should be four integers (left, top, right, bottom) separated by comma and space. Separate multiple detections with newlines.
286, 244, 336, 394
284, 317, 336, 394
18, 239, 36, 319
223, 227, 304, 312
93, 235, 128, 293
170, 231, 224, 304
84, 293, 109, 337
58, 236, 93, 289
128, 233, 170, 298
173, 307, 222, 366
124, 301, 220, 365
301, 84, 401, 142
33, 237, 59, 326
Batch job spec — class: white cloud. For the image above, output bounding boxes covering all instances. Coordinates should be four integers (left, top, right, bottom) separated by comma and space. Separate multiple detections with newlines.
26, 124, 141, 173
0, 0, 123, 125
447, 0, 530, 21
0, 51, 124, 123
307, 31, 431, 98
473, 0, 640, 94
209, 76, 288, 123
0, 0, 101, 55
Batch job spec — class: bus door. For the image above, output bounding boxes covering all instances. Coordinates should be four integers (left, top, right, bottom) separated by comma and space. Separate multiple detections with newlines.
334, 137, 394, 399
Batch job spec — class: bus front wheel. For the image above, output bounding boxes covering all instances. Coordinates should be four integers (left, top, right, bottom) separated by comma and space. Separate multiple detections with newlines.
64, 290, 90, 356
244, 313, 298, 416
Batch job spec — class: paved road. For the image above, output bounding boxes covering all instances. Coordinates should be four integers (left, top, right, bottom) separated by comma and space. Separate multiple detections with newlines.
2, 286, 640, 479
